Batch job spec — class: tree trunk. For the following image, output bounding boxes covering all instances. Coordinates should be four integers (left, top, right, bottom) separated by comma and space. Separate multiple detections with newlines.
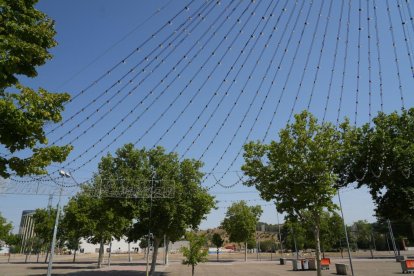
44, 250, 49, 263
314, 223, 322, 276
108, 242, 112, 266
150, 237, 161, 275
128, 242, 132, 263
73, 250, 77, 263
217, 248, 219, 262
192, 264, 195, 276
7, 252, 11, 263
245, 241, 247, 262
164, 236, 169, 265
37, 252, 40, 263
98, 239, 105, 268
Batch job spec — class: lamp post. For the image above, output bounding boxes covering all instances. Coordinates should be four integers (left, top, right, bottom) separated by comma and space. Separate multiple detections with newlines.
47, 170, 70, 276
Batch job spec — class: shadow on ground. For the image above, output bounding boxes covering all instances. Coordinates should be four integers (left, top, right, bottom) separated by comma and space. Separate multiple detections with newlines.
62, 271, 171, 276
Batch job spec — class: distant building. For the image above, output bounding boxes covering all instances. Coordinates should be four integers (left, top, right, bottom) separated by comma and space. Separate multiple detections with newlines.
78, 237, 141, 254
18, 210, 35, 253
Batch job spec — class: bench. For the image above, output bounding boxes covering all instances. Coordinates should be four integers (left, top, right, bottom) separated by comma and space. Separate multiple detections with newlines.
401, 259, 414, 274
335, 263, 349, 275
279, 258, 287, 265
321, 258, 330, 270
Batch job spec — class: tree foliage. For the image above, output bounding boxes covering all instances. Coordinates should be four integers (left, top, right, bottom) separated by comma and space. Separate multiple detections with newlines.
344, 109, 414, 222
221, 200, 262, 261
0, 0, 72, 178
211, 233, 224, 261
0, 212, 13, 243
242, 111, 346, 276
181, 232, 208, 276
32, 208, 56, 251
97, 144, 215, 275
63, 187, 131, 267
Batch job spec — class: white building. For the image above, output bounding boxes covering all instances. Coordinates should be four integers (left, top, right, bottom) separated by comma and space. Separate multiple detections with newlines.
78, 237, 141, 254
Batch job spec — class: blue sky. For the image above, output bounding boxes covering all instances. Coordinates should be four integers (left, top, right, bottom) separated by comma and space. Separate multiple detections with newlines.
2, 0, 414, 232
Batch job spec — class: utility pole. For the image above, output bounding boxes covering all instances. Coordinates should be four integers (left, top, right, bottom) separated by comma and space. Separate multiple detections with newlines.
337, 190, 354, 276
146, 171, 155, 276
47, 170, 70, 276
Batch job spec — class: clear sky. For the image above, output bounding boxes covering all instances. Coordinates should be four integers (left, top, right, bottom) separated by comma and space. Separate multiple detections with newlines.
2, 0, 414, 232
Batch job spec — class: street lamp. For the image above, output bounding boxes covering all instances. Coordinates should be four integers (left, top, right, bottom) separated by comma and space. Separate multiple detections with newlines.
47, 170, 70, 276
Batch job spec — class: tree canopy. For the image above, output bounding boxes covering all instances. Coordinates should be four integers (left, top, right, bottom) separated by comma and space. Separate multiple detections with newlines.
221, 200, 262, 261
0, 0, 72, 178
344, 109, 414, 222
242, 111, 345, 276
181, 232, 208, 276
96, 144, 215, 275
0, 212, 12, 245
63, 186, 131, 267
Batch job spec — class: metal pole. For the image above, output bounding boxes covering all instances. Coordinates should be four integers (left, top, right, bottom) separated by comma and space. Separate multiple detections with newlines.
276, 205, 284, 256
146, 171, 155, 276
337, 190, 354, 276
292, 227, 298, 260
47, 186, 62, 276
387, 219, 398, 257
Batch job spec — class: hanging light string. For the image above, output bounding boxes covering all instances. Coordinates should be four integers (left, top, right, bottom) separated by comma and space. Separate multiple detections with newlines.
404, 0, 414, 34
386, 0, 406, 109
322, 0, 344, 123
355, 0, 363, 126
44, 0, 213, 142
199, 0, 291, 181
204, 0, 310, 189
287, 0, 326, 122
9, 0, 221, 184
373, 0, 384, 113
4, 1, 205, 159
173, 2, 287, 156
54, 0, 176, 91
368, 0, 382, 178
262, 1, 318, 142
172, 0, 288, 158
47, 0, 217, 148
397, 0, 414, 79
60, 0, 256, 173
336, 0, 352, 126
401, 0, 414, 56
209, 0, 322, 190
55, 0, 199, 112
8, 2, 218, 182
140, 0, 275, 149
308, 0, 335, 116
352, 0, 371, 182
200, 0, 306, 162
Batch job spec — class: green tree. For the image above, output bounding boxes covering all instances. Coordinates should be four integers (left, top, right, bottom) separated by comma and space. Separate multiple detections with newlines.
242, 111, 345, 276
4, 233, 21, 262
211, 233, 224, 261
351, 220, 375, 257
95, 144, 215, 275
32, 207, 58, 262
63, 187, 131, 268
0, 212, 12, 244
0, 0, 72, 178
344, 109, 414, 234
221, 201, 262, 262
181, 232, 208, 276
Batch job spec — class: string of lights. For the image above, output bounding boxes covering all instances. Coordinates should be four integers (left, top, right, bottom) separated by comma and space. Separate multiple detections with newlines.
309, 0, 334, 117
206, 0, 315, 189
65, 0, 255, 172
45, 0, 214, 145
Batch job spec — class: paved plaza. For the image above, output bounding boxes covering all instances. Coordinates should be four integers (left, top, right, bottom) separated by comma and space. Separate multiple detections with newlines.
0, 252, 408, 275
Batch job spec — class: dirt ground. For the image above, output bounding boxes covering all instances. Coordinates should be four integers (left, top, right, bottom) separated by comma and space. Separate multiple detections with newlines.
0, 251, 410, 275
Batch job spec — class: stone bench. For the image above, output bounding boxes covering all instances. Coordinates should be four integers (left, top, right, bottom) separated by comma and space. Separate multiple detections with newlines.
335, 263, 349, 275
